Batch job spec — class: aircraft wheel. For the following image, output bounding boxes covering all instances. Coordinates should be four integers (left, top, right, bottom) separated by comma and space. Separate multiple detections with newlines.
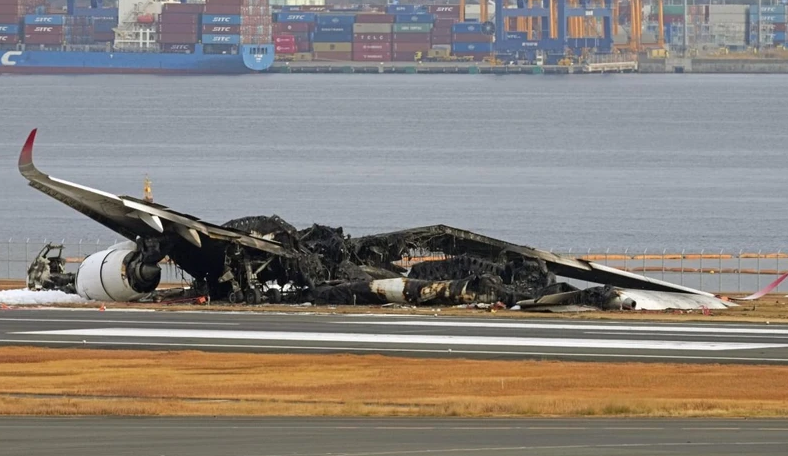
245, 288, 262, 305
228, 290, 243, 304
265, 288, 281, 304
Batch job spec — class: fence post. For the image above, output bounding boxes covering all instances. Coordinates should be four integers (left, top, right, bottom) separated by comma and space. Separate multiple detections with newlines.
680, 249, 685, 286
662, 248, 666, 281
738, 249, 742, 293
700, 249, 704, 291
779, 249, 782, 294
586, 248, 591, 288
643, 249, 647, 279
758, 249, 762, 291
719, 249, 723, 293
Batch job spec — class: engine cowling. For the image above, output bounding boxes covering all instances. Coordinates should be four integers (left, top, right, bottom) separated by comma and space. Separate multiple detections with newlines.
75, 245, 161, 302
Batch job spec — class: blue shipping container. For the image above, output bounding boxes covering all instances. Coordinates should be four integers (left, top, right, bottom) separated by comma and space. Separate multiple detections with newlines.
311, 31, 353, 42
94, 22, 115, 33
315, 24, 353, 34
274, 13, 317, 23
202, 15, 242, 25
73, 7, 118, 18
386, 5, 426, 14
504, 31, 527, 41
452, 22, 485, 33
452, 42, 493, 52
775, 31, 787, 41
395, 14, 435, 23
0, 24, 19, 34
751, 5, 787, 14
316, 15, 355, 26
25, 15, 66, 25
202, 34, 241, 45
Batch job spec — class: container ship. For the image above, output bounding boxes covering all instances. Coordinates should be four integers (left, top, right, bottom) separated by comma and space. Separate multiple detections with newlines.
0, 0, 276, 74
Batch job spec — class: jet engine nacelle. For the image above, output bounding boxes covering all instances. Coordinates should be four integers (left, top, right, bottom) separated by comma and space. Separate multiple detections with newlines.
75, 243, 162, 302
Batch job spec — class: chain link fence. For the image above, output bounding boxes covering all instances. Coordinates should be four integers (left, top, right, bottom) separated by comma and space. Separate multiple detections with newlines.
1, 239, 786, 294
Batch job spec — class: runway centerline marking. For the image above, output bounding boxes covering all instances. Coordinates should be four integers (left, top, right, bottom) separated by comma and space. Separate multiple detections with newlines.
11, 328, 788, 351
0, 318, 238, 326
335, 320, 788, 335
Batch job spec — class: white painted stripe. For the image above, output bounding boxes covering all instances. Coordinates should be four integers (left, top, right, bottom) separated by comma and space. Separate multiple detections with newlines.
3, 339, 788, 362
0, 318, 238, 326
336, 320, 788, 335
585, 331, 788, 339
14, 328, 787, 351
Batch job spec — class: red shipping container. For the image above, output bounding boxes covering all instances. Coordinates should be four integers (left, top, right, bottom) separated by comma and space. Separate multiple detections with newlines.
431, 30, 453, 38
0, 34, 18, 43
203, 4, 242, 14
392, 33, 431, 43
452, 33, 491, 43
275, 43, 296, 53
0, 4, 22, 14
24, 25, 62, 35
161, 43, 195, 53
273, 22, 313, 33
353, 52, 391, 61
23, 34, 61, 44
353, 42, 391, 52
0, 0, 20, 5
431, 26, 453, 34
162, 3, 204, 13
354, 33, 392, 42
431, 36, 451, 45
313, 51, 352, 60
775, 23, 787, 32
393, 42, 429, 52
427, 5, 461, 18
299, 5, 328, 12
158, 13, 200, 24
0, 15, 19, 23
392, 51, 418, 62
158, 33, 198, 43
356, 14, 394, 23
434, 18, 458, 27
159, 23, 199, 34
295, 41, 310, 52
291, 32, 310, 43
202, 24, 241, 34
206, 0, 244, 5
273, 34, 294, 44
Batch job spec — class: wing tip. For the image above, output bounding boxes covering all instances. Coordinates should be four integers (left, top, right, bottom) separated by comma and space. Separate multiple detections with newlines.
18, 128, 38, 170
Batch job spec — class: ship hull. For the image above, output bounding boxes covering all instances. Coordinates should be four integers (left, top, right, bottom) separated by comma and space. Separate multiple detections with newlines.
0, 44, 276, 74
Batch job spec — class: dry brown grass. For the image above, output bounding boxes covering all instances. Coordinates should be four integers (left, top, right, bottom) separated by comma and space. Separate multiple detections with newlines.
1, 347, 788, 417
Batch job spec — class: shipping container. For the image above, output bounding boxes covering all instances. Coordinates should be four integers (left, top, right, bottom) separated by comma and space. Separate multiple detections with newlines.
393, 42, 429, 52
158, 33, 199, 43
274, 12, 316, 23
24, 14, 64, 25
72, 7, 118, 18
316, 14, 355, 26
203, 24, 240, 34
353, 51, 392, 61
23, 33, 60, 44
353, 42, 390, 52
204, 4, 242, 15
0, 15, 20, 23
281, 5, 327, 12
353, 33, 391, 42
23, 24, 60, 34
313, 32, 352, 42
662, 5, 684, 16
393, 23, 431, 33
353, 23, 391, 34
159, 13, 200, 25
776, 23, 787, 33
431, 36, 451, 45
202, 14, 242, 25
240, 6, 269, 16
452, 42, 493, 52
452, 22, 485, 33
295, 41, 310, 52
434, 17, 459, 27
273, 22, 312, 33
202, 33, 240, 44
451, 52, 487, 61
775, 31, 787, 41
395, 14, 434, 24
275, 43, 296, 53
273, 34, 294, 44
392, 51, 418, 61
313, 42, 351, 52
0, 23, 18, 33
0, 4, 22, 15
355, 14, 394, 24
159, 23, 199, 34
392, 33, 431, 43
206, 0, 244, 5
751, 5, 787, 15
428, 5, 462, 18
162, 3, 204, 14
386, 5, 425, 14
316, 24, 352, 33
753, 14, 787, 23
161, 43, 196, 53
0, 33, 18, 43
91, 31, 114, 41
312, 50, 352, 60
452, 33, 490, 43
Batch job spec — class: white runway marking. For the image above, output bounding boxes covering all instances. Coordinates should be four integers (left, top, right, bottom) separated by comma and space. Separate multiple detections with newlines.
0, 318, 238, 326
336, 320, 788, 335
14, 328, 788, 351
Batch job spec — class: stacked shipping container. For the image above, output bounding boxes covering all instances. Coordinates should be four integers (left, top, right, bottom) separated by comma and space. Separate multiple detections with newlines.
23, 14, 65, 45
429, 5, 462, 46
452, 22, 492, 61
352, 13, 393, 61
274, 12, 317, 57
313, 13, 354, 60
240, 0, 271, 45
158, 3, 201, 50
749, 5, 787, 46
0, 0, 45, 46
392, 13, 433, 61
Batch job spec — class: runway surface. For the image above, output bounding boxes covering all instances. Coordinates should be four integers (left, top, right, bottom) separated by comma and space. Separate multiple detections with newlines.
1, 309, 787, 364
2, 417, 788, 456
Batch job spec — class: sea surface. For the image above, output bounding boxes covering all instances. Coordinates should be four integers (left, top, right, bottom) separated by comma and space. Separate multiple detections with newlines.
1, 73, 787, 253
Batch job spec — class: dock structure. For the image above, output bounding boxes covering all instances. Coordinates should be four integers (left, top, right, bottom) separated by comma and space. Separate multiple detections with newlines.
270, 60, 638, 75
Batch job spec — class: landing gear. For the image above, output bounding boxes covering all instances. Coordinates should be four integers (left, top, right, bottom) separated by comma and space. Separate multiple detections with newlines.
217, 243, 276, 305
245, 287, 262, 305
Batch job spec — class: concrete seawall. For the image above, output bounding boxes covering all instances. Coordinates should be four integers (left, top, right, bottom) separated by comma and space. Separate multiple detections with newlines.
640, 57, 788, 73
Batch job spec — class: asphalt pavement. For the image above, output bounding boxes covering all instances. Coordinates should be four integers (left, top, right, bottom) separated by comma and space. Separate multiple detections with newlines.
2, 417, 788, 456
1, 309, 788, 364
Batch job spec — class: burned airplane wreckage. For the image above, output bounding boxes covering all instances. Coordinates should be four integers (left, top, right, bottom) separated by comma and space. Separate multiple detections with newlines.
18, 129, 736, 311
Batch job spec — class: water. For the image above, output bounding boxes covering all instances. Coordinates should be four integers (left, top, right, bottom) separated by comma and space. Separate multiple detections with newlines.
1, 73, 787, 252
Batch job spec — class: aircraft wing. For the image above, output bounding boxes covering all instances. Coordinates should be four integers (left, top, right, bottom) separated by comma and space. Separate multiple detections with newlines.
18, 129, 293, 258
